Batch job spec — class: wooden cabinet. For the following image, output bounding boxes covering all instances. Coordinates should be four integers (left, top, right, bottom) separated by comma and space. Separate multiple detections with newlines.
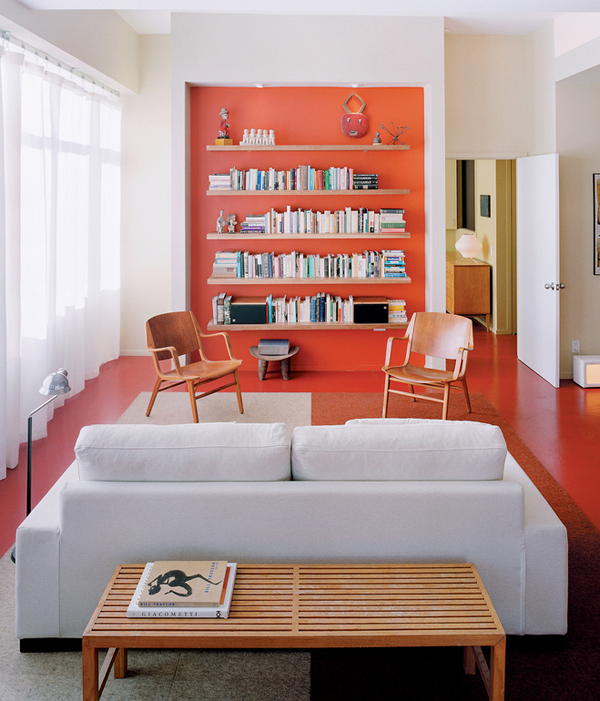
446, 252, 491, 331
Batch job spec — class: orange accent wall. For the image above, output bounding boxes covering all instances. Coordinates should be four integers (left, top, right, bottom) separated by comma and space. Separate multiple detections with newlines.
190, 86, 424, 371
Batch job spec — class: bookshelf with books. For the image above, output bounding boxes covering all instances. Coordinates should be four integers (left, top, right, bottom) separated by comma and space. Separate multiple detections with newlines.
208, 293, 407, 331
209, 248, 410, 285
202, 159, 412, 329
191, 86, 425, 370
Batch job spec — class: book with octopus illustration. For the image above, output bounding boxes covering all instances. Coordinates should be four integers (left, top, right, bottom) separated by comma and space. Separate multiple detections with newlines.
128, 560, 236, 618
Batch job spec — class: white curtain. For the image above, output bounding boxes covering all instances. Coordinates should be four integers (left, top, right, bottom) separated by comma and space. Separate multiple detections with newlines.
0, 48, 121, 477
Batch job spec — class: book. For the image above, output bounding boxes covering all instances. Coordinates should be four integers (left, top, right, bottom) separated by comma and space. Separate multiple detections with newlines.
216, 292, 226, 323
259, 338, 290, 355
137, 560, 228, 607
128, 563, 237, 619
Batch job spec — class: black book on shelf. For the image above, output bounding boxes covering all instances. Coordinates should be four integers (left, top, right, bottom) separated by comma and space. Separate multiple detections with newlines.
353, 296, 389, 324
230, 297, 267, 324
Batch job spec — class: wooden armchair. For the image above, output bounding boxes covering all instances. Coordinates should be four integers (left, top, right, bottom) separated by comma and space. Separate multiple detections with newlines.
145, 311, 243, 423
382, 312, 473, 420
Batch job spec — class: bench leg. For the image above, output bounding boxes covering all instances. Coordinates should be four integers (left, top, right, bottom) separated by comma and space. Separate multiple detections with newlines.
114, 648, 128, 679
463, 646, 476, 675
83, 645, 128, 701
490, 637, 506, 700
82, 641, 99, 701
281, 357, 291, 380
467, 642, 505, 701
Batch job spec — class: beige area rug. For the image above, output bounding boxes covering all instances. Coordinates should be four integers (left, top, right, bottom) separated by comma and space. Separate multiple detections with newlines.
118, 391, 311, 431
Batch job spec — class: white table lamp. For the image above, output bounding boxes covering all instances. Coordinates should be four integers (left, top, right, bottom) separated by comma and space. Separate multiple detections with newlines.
455, 233, 483, 261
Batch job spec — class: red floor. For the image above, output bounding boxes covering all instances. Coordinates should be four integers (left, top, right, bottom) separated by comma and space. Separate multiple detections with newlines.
2, 326, 599, 558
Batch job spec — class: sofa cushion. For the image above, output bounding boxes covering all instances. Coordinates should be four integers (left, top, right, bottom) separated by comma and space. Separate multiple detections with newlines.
292, 421, 506, 481
75, 423, 291, 481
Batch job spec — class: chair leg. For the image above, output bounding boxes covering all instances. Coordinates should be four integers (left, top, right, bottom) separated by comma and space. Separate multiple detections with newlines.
233, 369, 244, 414
461, 377, 472, 413
408, 384, 416, 401
442, 384, 451, 420
187, 381, 200, 423
382, 374, 391, 418
146, 377, 162, 417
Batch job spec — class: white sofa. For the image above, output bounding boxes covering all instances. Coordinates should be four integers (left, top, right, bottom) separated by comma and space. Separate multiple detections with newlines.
15, 419, 568, 648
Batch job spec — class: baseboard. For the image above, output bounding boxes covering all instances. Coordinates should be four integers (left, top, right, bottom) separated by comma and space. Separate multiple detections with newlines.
119, 350, 149, 357
19, 638, 82, 653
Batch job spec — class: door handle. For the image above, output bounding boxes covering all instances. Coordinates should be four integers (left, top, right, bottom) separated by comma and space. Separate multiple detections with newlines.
544, 283, 565, 291
544, 283, 555, 290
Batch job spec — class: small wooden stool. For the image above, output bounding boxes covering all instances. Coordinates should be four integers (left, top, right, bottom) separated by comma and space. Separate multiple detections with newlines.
249, 346, 299, 380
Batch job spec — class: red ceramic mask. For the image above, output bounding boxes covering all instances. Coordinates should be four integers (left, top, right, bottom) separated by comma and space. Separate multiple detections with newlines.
341, 93, 369, 138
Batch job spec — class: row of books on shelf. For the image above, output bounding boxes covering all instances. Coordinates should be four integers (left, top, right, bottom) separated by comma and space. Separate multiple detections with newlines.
239, 207, 405, 235
127, 560, 237, 619
209, 167, 378, 192
212, 292, 407, 325
212, 249, 406, 280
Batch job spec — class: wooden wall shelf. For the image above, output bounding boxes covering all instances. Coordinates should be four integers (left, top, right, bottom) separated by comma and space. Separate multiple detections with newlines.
208, 276, 411, 286
207, 232, 410, 240
207, 188, 410, 196
207, 321, 408, 331
207, 144, 410, 152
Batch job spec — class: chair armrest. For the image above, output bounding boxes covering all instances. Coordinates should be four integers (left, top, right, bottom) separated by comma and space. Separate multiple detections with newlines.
148, 345, 184, 375
450, 346, 470, 380
383, 333, 409, 368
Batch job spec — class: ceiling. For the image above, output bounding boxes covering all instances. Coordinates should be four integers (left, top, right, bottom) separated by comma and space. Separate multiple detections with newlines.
14, 1, 600, 35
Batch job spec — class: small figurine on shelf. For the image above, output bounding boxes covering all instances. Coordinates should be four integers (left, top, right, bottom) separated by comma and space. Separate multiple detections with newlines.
240, 128, 249, 145
216, 210, 226, 234
215, 108, 233, 145
249, 128, 256, 144
268, 129, 276, 145
256, 129, 263, 145
372, 132, 382, 145
227, 213, 237, 234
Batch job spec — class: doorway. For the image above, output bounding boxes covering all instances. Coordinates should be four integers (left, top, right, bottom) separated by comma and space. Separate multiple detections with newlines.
445, 159, 516, 335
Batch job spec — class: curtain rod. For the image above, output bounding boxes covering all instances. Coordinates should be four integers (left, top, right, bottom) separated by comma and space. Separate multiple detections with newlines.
1, 29, 120, 98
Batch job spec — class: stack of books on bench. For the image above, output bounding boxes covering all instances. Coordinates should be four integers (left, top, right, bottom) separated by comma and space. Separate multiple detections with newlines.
127, 560, 237, 618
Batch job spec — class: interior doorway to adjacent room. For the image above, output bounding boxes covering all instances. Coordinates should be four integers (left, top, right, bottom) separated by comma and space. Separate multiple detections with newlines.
445, 159, 517, 336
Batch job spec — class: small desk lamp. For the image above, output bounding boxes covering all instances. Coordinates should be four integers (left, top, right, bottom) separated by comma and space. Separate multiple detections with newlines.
455, 232, 483, 262
11, 368, 71, 563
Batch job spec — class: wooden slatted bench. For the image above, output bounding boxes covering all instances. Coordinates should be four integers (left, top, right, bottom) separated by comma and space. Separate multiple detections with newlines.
82, 562, 505, 700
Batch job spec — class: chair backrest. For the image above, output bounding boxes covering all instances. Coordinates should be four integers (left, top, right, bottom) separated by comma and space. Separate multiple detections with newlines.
146, 311, 203, 361
408, 312, 473, 361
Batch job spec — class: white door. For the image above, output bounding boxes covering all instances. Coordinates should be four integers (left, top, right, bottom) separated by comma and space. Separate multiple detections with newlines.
516, 154, 561, 388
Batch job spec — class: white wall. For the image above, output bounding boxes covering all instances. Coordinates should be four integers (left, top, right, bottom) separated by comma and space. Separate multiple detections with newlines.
120, 35, 172, 354
170, 13, 447, 320
527, 22, 557, 156
445, 34, 529, 159
554, 14, 600, 57
555, 33, 600, 83
556, 77, 600, 373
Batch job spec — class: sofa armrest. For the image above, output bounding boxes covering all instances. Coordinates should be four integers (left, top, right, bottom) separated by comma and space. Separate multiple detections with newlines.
15, 463, 77, 640
503, 454, 568, 635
